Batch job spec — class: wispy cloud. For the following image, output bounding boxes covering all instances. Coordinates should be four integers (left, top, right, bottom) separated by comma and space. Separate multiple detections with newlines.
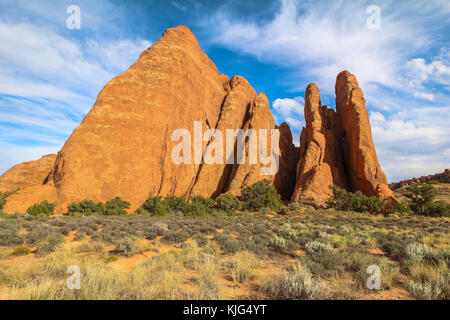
0, 3, 151, 174
204, 0, 450, 180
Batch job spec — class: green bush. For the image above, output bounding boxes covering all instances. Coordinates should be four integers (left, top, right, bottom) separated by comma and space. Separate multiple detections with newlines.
215, 193, 243, 213
104, 255, 118, 263
405, 183, 436, 215
164, 196, 187, 213
183, 196, 215, 217
26, 201, 55, 216
67, 200, 105, 216
327, 185, 386, 214
240, 180, 282, 211
104, 197, 130, 215
11, 245, 31, 256
137, 196, 169, 216
424, 202, 450, 217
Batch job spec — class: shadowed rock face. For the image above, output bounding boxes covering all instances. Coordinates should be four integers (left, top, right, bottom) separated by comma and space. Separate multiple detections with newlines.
291, 72, 395, 207
274, 123, 299, 201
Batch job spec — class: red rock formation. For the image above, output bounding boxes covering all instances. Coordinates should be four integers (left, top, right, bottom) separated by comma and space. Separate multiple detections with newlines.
335, 71, 395, 203
1, 26, 279, 214
226, 93, 277, 195
0, 154, 56, 193
291, 72, 395, 207
389, 169, 450, 190
291, 84, 348, 206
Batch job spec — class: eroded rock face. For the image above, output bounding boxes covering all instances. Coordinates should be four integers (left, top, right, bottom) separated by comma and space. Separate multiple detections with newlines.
190, 75, 256, 198
2, 26, 279, 214
291, 84, 348, 206
0, 154, 57, 193
226, 93, 277, 195
335, 71, 394, 203
291, 72, 395, 206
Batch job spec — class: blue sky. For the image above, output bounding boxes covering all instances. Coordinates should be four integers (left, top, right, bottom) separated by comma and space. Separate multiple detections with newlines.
0, 0, 449, 182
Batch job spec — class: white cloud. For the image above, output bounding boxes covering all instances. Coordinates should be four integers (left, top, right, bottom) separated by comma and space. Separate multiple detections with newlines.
370, 110, 450, 181
406, 48, 450, 88
273, 96, 304, 117
413, 91, 435, 101
205, 0, 447, 93
0, 20, 151, 174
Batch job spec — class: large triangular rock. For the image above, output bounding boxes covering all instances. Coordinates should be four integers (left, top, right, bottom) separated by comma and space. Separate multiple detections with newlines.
1, 26, 281, 214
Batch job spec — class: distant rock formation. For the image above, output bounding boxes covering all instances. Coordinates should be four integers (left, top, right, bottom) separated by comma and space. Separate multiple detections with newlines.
0, 154, 56, 193
389, 169, 450, 190
291, 71, 396, 207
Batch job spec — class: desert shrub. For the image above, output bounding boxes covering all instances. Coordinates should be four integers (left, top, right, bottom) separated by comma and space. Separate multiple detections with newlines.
182, 196, 214, 217
0, 220, 24, 246
104, 197, 130, 215
163, 196, 187, 213
215, 193, 243, 213
11, 245, 31, 256
240, 180, 282, 211
405, 242, 448, 265
193, 233, 208, 247
113, 236, 137, 257
67, 200, 105, 216
405, 183, 436, 215
305, 241, 334, 255
164, 231, 190, 243
35, 233, 64, 257
183, 196, 215, 217
137, 196, 169, 216
374, 232, 407, 263
268, 236, 288, 253
224, 251, 259, 283
214, 233, 242, 254
424, 202, 450, 217
327, 186, 386, 214
104, 255, 118, 263
26, 201, 55, 216
261, 263, 326, 299
388, 202, 411, 215
405, 263, 449, 300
